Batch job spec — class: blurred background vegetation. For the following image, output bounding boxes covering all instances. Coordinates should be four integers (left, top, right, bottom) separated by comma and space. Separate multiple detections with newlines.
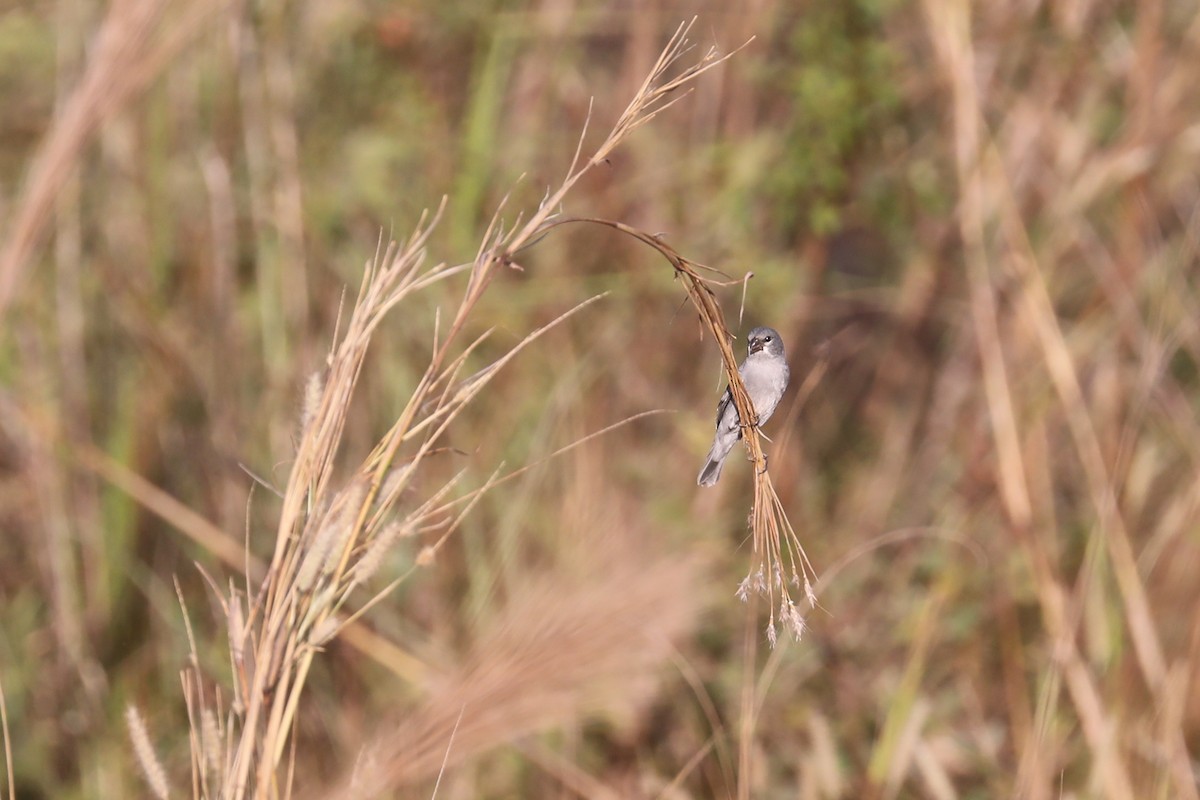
3, 0, 1200, 797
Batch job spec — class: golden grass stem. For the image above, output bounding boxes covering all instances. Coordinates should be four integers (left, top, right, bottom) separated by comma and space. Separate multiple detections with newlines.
0, 668, 12, 800
737, 591, 758, 800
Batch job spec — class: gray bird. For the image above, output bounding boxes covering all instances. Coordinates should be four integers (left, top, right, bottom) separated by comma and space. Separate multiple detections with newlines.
697, 326, 790, 487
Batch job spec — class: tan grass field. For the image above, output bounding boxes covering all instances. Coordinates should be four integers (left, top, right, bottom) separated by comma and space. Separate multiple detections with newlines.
2, 2, 1200, 798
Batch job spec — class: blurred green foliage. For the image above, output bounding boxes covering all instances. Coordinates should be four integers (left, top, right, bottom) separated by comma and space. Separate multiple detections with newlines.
761, 0, 902, 240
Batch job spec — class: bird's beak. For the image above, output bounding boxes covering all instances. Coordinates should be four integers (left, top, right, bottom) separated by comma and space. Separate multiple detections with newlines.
748, 339, 763, 354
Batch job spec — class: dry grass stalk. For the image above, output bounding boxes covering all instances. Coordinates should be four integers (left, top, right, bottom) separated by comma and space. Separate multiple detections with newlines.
168, 20, 745, 799
0, 670, 13, 800
183, 669, 226, 800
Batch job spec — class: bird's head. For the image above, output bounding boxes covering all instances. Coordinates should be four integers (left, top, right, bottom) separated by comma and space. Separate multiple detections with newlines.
747, 326, 785, 358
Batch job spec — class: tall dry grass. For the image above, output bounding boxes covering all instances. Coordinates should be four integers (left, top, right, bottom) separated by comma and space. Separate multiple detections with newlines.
157, 22, 772, 799
914, 3, 1200, 797
5, 1, 1200, 798
0, 0, 231, 318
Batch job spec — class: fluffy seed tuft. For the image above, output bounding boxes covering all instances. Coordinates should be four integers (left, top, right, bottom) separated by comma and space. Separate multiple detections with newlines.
126, 705, 170, 800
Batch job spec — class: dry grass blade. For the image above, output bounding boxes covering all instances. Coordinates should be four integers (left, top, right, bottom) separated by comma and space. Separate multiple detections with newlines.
429, 706, 465, 800
0, 668, 13, 800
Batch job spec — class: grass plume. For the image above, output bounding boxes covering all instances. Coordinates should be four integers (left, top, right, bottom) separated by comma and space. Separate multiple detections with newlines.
321, 540, 701, 797
126, 705, 170, 800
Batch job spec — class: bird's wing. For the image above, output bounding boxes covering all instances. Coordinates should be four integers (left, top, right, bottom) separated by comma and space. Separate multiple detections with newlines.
714, 386, 733, 429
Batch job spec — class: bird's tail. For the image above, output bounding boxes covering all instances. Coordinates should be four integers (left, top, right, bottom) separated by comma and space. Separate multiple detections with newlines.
697, 434, 734, 487
697, 456, 724, 487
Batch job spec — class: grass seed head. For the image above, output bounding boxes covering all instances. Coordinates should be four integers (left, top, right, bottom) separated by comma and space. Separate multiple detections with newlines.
301, 370, 325, 435
352, 520, 410, 586
126, 705, 170, 800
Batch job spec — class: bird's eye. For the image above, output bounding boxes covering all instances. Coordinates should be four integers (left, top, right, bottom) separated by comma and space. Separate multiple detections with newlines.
764, 336, 772, 342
